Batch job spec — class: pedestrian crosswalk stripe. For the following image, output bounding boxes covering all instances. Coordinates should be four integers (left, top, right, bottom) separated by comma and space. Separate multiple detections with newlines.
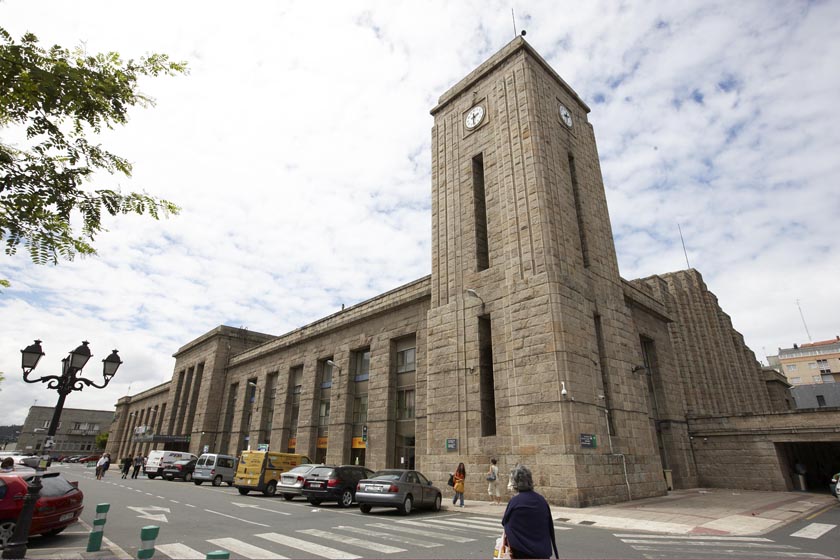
614, 534, 773, 541
629, 545, 831, 558
620, 539, 799, 549
369, 522, 476, 542
333, 525, 443, 548
419, 518, 503, 532
207, 537, 288, 559
256, 532, 361, 559
156, 543, 205, 559
299, 529, 406, 554
790, 523, 836, 539
463, 517, 504, 527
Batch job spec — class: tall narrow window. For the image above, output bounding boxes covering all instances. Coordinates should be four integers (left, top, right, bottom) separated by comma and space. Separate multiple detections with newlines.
264, 372, 278, 441
641, 336, 668, 469
473, 154, 490, 270
351, 348, 370, 466
287, 366, 303, 453
478, 315, 497, 436
394, 334, 416, 469
568, 153, 590, 268
594, 315, 615, 435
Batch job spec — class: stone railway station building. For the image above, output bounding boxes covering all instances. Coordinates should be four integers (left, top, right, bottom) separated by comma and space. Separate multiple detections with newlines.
107, 38, 840, 506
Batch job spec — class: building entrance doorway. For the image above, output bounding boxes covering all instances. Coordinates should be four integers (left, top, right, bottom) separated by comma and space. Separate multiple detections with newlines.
775, 441, 840, 492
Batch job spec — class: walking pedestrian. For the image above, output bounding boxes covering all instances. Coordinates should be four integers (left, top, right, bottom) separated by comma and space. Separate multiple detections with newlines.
502, 465, 559, 559
452, 462, 466, 507
487, 458, 501, 505
131, 454, 143, 479
121, 456, 132, 479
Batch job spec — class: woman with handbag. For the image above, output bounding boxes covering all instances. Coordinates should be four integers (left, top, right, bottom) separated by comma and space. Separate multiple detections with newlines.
487, 458, 501, 505
452, 462, 466, 507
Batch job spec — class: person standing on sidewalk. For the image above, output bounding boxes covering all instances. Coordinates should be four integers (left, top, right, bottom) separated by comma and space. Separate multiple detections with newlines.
452, 462, 466, 507
502, 464, 558, 559
487, 458, 502, 505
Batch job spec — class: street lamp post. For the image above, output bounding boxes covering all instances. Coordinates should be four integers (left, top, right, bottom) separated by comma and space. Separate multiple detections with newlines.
2, 340, 122, 559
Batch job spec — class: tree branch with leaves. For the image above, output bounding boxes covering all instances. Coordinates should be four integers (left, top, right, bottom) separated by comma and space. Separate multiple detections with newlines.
0, 26, 187, 275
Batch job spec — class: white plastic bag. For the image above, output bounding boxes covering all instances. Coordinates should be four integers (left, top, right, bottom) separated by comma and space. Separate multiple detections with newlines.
493, 530, 511, 559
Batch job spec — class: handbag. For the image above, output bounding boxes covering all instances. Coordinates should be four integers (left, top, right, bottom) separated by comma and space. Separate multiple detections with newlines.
486, 471, 497, 481
447, 473, 455, 487
493, 530, 511, 559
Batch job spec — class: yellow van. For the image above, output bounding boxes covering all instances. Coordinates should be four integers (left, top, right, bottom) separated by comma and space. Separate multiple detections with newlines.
234, 451, 311, 496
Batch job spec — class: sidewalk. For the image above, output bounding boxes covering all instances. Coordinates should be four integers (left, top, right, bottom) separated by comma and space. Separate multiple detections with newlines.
444, 488, 838, 536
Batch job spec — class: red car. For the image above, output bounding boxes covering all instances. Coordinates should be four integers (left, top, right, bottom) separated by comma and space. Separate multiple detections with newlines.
0, 470, 84, 548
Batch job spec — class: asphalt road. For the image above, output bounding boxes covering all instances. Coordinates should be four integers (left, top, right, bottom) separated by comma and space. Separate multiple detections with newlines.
20, 464, 840, 559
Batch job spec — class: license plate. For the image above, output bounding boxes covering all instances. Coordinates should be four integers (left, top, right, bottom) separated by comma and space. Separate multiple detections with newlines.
311, 482, 322, 488
59, 512, 75, 522
368, 485, 382, 493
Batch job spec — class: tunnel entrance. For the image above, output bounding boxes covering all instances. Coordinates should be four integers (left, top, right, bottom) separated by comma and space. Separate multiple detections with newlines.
775, 441, 840, 493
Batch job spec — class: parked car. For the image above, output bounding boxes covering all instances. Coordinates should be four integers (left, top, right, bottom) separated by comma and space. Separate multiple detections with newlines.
234, 451, 311, 496
0, 471, 84, 548
193, 454, 237, 487
145, 450, 198, 479
301, 465, 374, 507
356, 469, 442, 515
278, 464, 324, 500
78, 455, 100, 464
163, 459, 197, 482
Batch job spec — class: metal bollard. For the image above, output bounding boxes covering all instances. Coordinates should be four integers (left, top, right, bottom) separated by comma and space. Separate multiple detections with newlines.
205, 551, 230, 559
137, 525, 159, 559
86, 503, 111, 552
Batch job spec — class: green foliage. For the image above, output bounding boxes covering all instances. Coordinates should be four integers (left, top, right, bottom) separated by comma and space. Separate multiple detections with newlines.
0, 26, 187, 268
95, 431, 109, 450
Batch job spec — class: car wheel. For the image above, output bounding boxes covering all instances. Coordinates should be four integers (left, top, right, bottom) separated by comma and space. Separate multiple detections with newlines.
184, 472, 193, 482
147, 474, 156, 479
340, 489, 354, 508
238, 488, 249, 495
433, 493, 442, 511
212, 475, 222, 487
398, 495, 413, 516
360, 504, 372, 514
194, 480, 203, 486
227, 481, 234, 487
308, 498, 321, 506
263, 481, 277, 497
283, 494, 294, 501
0, 520, 16, 548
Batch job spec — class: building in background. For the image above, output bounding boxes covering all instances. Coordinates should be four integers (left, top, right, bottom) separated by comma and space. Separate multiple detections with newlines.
18, 406, 113, 457
771, 337, 840, 386
107, 37, 840, 505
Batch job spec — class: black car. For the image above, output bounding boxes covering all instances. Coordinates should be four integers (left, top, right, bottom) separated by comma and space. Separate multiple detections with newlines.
302, 465, 374, 507
163, 459, 197, 482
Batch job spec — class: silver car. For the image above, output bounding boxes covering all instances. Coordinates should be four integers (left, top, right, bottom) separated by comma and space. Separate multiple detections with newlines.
278, 464, 323, 501
356, 469, 442, 515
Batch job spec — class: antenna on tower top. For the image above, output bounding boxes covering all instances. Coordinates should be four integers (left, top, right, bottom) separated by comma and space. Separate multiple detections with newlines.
796, 299, 812, 342
677, 223, 691, 269
511, 8, 518, 37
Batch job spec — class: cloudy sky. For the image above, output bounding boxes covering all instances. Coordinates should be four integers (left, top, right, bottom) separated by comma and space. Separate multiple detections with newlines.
1, 1, 838, 425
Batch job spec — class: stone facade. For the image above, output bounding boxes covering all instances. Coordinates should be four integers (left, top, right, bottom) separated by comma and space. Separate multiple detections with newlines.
107, 37, 839, 506
19, 406, 113, 457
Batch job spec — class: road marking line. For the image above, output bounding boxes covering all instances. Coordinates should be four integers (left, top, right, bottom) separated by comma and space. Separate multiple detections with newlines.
208, 537, 288, 559
170, 500, 180, 504
620, 539, 797, 549
614, 534, 772, 541
806, 504, 838, 520
790, 523, 836, 539
156, 543, 205, 559
205, 509, 270, 527
416, 518, 501, 532
368, 522, 476, 542
299, 529, 405, 554
256, 532, 361, 559
78, 517, 131, 559
629, 545, 831, 558
333, 525, 442, 548
185, 504, 197, 508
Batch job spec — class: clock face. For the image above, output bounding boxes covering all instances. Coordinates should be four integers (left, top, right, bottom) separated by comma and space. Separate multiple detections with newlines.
465, 105, 485, 130
559, 104, 573, 127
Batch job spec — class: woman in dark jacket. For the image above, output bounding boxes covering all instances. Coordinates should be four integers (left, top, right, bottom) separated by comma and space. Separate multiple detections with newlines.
502, 465, 558, 559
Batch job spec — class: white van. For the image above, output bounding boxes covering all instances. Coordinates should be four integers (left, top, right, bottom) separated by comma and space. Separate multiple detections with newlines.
144, 450, 197, 479
193, 453, 237, 486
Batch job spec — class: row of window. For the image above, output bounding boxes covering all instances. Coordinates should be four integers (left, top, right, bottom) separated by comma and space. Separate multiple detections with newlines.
39, 421, 102, 431
788, 374, 836, 384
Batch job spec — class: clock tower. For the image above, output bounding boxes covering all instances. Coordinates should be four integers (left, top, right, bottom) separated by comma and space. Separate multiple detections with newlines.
424, 37, 665, 505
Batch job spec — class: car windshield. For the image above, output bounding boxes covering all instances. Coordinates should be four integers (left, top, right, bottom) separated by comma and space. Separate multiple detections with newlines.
196, 457, 207, 466
288, 465, 313, 474
173, 460, 191, 466
309, 467, 334, 477
370, 470, 403, 481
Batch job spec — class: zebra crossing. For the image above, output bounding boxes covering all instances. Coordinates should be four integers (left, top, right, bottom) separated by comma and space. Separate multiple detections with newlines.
613, 532, 835, 559
151, 515, 503, 559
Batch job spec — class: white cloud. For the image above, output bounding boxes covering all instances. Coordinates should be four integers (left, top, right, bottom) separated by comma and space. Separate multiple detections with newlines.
2, 0, 839, 423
